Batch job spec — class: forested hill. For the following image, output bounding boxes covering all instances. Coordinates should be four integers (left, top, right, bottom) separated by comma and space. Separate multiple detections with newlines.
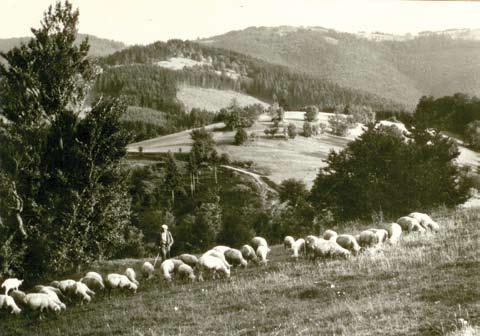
97, 39, 406, 113
0, 34, 127, 57
199, 26, 480, 108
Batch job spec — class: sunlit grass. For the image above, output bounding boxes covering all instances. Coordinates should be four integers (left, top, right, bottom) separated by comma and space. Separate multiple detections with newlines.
1, 208, 479, 335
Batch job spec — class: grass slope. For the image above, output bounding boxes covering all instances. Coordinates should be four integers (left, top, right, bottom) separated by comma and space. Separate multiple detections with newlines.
1, 208, 479, 335
177, 86, 270, 112
127, 111, 480, 188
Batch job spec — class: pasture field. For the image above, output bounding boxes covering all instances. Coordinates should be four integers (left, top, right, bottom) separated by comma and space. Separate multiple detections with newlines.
1, 208, 479, 336
177, 86, 270, 113
127, 111, 480, 188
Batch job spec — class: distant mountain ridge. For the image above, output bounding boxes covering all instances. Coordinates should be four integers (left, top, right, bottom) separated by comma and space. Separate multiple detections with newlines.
200, 26, 480, 108
0, 34, 127, 57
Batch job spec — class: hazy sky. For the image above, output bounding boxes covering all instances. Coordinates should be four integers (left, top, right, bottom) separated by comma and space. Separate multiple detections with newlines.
1, 0, 480, 45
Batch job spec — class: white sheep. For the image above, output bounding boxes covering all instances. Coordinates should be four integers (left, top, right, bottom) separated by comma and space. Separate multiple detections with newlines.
358, 230, 380, 248
177, 254, 199, 268
305, 235, 320, 259
141, 261, 155, 279
125, 268, 140, 286
290, 238, 306, 259
85, 272, 104, 285
177, 264, 196, 282
336, 234, 361, 256
256, 245, 271, 265
105, 274, 137, 295
69, 282, 95, 303
311, 238, 351, 260
284, 236, 295, 250
23, 293, 61, 318
50, 279, 76, 294
0, 294, 21, 314
80, 276, 105, 292
323, 230, 338, 241
251, 236, 268, 250
10, 290, 26, 307
36, 287, 66, 310
368, 229, 389, 244
408, 212, 439, 232
1, 278, 23, 295
397, 216, 421, 232
202, 250, 231, 269
198, 255, 231, 281
224, 248, 248, 267
212, 245, 231, 254
33, 285, 65, 299
387, 223, 402, 244
160, 259, 175, 282
408, 221, 427, 233
241, 245, 258, 263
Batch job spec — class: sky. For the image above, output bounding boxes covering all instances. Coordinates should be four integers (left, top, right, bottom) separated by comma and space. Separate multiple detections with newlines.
1, 0, 480, 45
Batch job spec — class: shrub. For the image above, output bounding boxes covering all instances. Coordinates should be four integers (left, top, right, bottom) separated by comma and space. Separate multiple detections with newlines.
303, 122, 313, 137
287, 123, 297, 139
310, 125, 472, 220
328, 113, 352, 136
304, 105, 319, 122
234, 128, 249, 145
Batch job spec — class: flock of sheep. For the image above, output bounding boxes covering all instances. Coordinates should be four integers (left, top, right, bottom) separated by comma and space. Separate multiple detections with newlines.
0, 211, 439, 319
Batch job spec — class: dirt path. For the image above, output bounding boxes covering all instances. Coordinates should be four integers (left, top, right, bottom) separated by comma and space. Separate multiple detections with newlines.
219, 165, 277, 200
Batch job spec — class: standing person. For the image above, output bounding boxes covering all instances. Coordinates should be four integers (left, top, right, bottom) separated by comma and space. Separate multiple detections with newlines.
159, 224, 174, 261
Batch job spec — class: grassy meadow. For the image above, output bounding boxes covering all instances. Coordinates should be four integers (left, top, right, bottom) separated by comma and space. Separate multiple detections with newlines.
0, 207, 479, 335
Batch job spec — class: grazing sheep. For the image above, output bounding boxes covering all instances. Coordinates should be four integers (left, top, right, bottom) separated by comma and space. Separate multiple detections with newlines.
224, 248, 248, 267
213, 245, 231, 254
397, 216, 421, 232
105, 274, 137, 295
141, 262, 155, 279
284, 236, 295, 250
10, 290, 26, 306
160, 259, 175, 282
36, 287, 66, 310
323, 230, 338, 241
368, 229, 389, 244
1, 278, 23, 295
0, 294, 21, 314
336, 234, 361, 256
251, 236, 268, 250
198, 255, 231, 281
177, 254, 199, 268
387, 223, 402, 244
68, 282, 95, 303
290, 238, 306, 259
50, 279, 77, 294
241, 245, 258, 263
408, 212, 439, 232
358, 230, 380, 248
256, 245, 271, 265
33, 285, 65, 300
202, 250, 231, 269
177, 264, 196, 282
311, 238, 350, 260
408, 221, 426, 233
85, 272, 103, 285
23, 293, 61, 317
125, 268, 140, 286
80, 276, 105, 292
305, 235, 320, 259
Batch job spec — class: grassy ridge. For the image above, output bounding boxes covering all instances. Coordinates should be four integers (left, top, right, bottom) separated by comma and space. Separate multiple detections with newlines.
0, 208, 479, 335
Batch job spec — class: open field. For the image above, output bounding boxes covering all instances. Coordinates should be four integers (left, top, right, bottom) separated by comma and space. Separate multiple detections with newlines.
177, 86, 270, 113
127, 111, 480, 188
1, 207, 479, 335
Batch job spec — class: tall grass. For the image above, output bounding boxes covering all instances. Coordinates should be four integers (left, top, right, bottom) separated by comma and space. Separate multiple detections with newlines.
0, 208, 479, 335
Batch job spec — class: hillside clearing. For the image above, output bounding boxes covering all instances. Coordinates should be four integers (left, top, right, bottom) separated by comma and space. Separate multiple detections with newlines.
177, 86, 270, 113
127, 111, 480, 188
1, 208, 479, 335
